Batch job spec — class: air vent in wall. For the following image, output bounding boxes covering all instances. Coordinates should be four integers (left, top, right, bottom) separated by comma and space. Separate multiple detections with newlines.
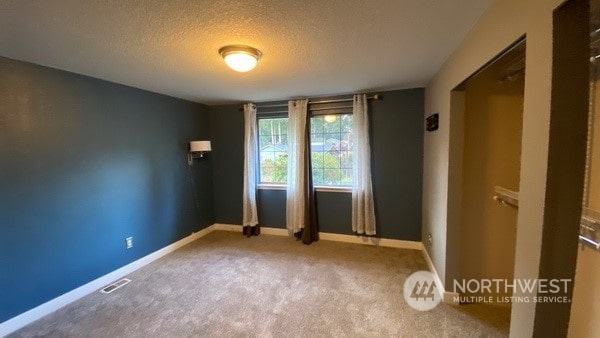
100, 278, 131, 294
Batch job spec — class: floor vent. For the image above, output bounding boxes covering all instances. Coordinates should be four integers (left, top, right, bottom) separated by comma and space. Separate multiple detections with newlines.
100, 278, 131, 294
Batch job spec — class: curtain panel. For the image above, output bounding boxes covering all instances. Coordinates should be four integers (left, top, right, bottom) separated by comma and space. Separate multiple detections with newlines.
286, 99, 318, 244
352, 94, 377, 235
242, 103, 260, 237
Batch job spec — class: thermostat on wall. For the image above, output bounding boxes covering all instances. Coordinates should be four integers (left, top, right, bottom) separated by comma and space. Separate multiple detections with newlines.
426, 113, 439, 132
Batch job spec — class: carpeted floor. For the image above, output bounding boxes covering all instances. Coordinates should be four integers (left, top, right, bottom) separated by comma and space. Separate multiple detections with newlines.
10, 231, 509, 337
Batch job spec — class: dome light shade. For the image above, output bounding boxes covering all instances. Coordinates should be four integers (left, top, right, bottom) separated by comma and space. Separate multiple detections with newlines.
219, 45, 262, 72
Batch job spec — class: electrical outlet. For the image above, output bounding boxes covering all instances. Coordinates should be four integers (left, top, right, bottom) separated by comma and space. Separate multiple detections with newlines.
125, 237, 133, 249
428, 233, 433, 245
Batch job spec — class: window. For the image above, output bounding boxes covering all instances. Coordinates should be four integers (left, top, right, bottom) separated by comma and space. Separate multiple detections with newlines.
310, 114, 353, 186
257, 114, 353, 187
258, 117, 288, 184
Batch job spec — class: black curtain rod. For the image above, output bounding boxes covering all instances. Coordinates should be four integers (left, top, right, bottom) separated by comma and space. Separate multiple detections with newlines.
255, 105, 355, 116
241, 94, 380, 110
310, 105, 353, 112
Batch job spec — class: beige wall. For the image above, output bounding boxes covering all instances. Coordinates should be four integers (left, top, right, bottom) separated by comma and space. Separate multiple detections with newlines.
585, 75, 600, 211
568, 75, 600, 338
459, 65, 523, 292
570, 248, 600, 337
422, 0, 565, 336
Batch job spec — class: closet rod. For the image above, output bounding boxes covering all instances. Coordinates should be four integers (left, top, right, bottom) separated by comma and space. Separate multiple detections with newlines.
579, 235, 600, 250
247, 94, 380, 110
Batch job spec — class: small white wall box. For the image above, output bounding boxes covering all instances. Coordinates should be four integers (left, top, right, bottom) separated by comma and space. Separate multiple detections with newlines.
188, 141, 211, 165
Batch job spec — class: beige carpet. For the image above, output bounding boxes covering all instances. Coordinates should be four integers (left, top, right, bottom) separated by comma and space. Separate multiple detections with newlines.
10, 231, 508, 337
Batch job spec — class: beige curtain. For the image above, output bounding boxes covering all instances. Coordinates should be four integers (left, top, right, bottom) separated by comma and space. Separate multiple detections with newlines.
351, 94, 376, 235
242, 103, 260, 236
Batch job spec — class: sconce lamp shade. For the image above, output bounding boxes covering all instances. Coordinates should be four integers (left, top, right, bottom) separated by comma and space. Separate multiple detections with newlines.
190, 141, 211, 152
188, 141, 212, 165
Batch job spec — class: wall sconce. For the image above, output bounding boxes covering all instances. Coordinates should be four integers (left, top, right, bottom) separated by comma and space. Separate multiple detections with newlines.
188, 141, 211, 165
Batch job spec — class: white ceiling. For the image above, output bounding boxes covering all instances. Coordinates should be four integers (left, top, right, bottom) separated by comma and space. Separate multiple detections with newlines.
0, 0, 493, 105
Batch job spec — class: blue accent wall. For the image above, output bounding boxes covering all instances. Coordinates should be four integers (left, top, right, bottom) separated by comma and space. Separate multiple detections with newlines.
209, 89, 424, 240
0, 57, 423, 324
208, 104, 244, 225
0, 57, 214, 322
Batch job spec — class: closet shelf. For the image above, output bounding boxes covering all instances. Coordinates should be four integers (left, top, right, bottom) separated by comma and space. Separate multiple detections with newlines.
493, 186, 519, 208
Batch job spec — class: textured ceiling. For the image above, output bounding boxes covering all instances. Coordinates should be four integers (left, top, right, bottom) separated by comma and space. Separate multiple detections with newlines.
0, 0, 493, 105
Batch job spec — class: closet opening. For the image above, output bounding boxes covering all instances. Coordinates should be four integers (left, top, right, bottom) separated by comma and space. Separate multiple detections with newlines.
448, 38, 526, 331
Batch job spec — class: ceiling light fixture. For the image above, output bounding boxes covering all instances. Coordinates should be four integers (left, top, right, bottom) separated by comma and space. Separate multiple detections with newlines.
218, 45, 262, 72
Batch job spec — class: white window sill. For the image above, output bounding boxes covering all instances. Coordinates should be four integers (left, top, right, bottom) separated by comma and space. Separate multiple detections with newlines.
257, 184, 351, 193
257, 184, 286, 191
314, 186, 352, 193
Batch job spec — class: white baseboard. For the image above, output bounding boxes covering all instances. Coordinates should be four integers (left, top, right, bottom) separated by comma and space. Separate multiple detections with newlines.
0, 225, 217, 337
260, 227, 289, 236
212, 223, 290, 237
421, 245, 459, 304
443, 291, 460, 304
213, 224, 422, 250
318, 232, 422, 250
211, 223, 244, 232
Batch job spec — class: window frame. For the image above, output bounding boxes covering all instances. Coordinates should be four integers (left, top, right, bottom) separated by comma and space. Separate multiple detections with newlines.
309, 112, 354, 188
255, 111, 353, 193
257, 115, 289, 186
